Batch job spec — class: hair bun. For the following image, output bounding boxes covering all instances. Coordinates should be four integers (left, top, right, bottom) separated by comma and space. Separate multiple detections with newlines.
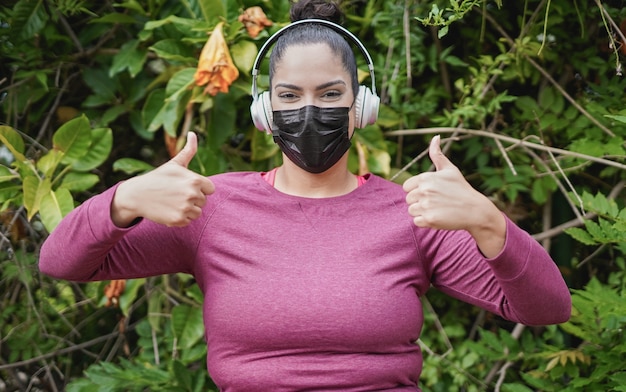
289, 0, 344, 24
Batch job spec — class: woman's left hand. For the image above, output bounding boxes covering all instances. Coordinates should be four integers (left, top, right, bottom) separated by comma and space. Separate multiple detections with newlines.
402, 135, 507, 257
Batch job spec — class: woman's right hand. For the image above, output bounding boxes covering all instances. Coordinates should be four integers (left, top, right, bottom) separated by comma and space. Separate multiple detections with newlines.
111, 132, 215, 228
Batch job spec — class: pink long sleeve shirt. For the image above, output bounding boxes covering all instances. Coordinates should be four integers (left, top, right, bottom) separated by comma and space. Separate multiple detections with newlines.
39, 172, 571, 391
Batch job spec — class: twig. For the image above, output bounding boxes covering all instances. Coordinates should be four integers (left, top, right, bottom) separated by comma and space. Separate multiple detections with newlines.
531, 180, 625, 242
27, 358, 59, 392
596, 1, 626, 45
56, 10, 84, 54
481, 10, 617, 138
388, 134, 464, 182
380, 37, 395, 105
595, 0, 625, 75
385, 127, 626, 170
468, 309, 486, 341
417, 339, 489, 388
403, 0, 412, 89
484, 323, 525, 385
0, 324, 137, 371
522, 146, 585, 222
577, 244, 608, 269
422, 297, 453, 356
475, 0, 545, 101
494, 360, 514, 391
28, 71, 80, 155
488, 116, 517, 175
389, 144, 429, 182
541, 194, 553, 250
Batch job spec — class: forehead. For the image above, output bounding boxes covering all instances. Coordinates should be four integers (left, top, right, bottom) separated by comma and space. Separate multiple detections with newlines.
272, 43, 350, 85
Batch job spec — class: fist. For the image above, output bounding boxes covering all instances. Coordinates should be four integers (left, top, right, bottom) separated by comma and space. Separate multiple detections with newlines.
402, 135, 485, 231
112, 132, 215, 227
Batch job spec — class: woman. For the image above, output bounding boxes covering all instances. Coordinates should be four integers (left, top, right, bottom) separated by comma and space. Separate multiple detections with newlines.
39, 0, 571, 390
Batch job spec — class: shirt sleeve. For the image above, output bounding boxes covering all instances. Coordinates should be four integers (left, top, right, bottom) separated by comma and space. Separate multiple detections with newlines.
38, 183, 200, 282
420, 215, 571, 326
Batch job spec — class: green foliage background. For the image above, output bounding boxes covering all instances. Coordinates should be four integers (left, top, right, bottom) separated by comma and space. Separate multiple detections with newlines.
1, 0, 625, 390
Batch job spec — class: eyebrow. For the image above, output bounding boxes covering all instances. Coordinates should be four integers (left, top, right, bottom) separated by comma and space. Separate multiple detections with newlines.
274, 80, 347, 92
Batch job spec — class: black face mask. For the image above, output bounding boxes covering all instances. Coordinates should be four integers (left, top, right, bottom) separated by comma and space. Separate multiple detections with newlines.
271, 105, 351, 174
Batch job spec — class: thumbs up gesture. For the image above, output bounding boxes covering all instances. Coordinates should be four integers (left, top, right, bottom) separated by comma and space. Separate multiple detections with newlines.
403, 136, 506, 257
111, 132, 215, 228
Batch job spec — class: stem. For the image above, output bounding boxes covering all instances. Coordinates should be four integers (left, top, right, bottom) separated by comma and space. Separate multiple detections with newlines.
594, 0, 625, 74
482, 10, 617, 138
537, 0, 552, 56
0, 323, 137, 371
386, 127, 626, 170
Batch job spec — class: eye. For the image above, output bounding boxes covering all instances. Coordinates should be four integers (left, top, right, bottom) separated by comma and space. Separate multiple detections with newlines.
277, 91, 299, 101
321, 90, 343, 101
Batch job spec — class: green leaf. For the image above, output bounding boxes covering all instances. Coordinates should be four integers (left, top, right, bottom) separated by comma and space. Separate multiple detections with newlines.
172, 360, 193, 391
0, 165, 18, 182
166, 68, 195, 101
366, 148, 391, 177
101, 105, 129, 126
59, 172, 100, 192
501, 383, 534, 392
605, 114, 626, 124
22, 176, 51, 221
207, 93, 236, 149
36, 150, 64, 179
71, 128, 113, 171
112, 158, 154, 175
83, 68, 118, 107
53, 115, 92, 163
12, 0, 49, 39
145, 84, 190, 136
564, 227, 596, 245
148, 98, 183, 135
0, 184, 22, 209
0, 125, 26, 161
142, 88, 166, 130
230, 40, 258, 74
531, 176, 557, 204
171, 305, 204, 350
583, 220, 604, 242
91, 12, 138, 24
113, 0, 147, 15
589, 192, 616, 216
143, 15, 202, 32
479, 329, 502, 352
149, 39, 195, 63
437, 25, 448, 38
198, 0, 225, 22
147, 291, 165, 332
39, 188, 74, 232
251, 130, 279, 161
118, 279, 146, 316
110, 40, 148, 78
611, 372, 626, 390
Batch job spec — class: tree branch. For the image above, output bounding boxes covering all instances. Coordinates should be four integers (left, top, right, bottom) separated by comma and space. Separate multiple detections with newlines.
385, 127, 626, 170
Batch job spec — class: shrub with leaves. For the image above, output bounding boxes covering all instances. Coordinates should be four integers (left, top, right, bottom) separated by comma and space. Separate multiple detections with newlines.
1, 0, 626, 390
0, 116, 112, 232
521, 278, 626, 391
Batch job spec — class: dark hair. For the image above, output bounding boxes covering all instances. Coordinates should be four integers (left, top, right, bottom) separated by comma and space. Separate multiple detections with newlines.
269, 0, 359, 98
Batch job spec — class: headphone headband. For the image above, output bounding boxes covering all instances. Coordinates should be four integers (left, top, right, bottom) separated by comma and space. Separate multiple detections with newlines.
250, 18, 377, 99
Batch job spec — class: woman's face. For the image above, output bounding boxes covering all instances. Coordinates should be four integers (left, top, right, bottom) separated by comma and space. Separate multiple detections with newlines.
271, 43, 356, 135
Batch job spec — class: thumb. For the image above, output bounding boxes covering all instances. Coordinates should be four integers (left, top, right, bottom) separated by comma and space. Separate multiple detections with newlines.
429, 135, 452, 171
171, 132, 197, 167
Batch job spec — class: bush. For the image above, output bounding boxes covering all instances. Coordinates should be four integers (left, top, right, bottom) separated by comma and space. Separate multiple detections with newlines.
1, 0, 625, 390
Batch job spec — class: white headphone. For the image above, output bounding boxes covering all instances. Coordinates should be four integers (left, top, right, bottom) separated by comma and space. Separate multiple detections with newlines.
250, 19, 380, 133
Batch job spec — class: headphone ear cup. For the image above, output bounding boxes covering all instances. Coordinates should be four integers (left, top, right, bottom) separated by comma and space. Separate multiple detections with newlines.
354, 85, 380, 128
251, 92, 273, 133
